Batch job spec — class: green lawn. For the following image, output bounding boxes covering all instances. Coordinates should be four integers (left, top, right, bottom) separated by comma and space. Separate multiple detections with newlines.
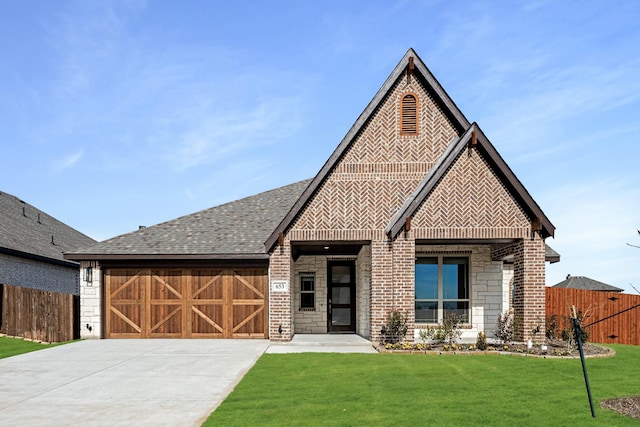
205, 345, 639, 426
0, 336, 65, 359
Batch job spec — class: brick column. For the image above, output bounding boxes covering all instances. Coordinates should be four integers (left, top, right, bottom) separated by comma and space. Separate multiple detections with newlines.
393, 234, 415, 342
269, 240, 293, 342
369, 236, 415, 344
370, 239, 392, 344
512, 234, 546, 342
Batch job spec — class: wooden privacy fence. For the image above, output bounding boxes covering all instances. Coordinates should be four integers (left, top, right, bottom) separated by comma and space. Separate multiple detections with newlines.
546, 287, 640, 346
0, 284, 79, 342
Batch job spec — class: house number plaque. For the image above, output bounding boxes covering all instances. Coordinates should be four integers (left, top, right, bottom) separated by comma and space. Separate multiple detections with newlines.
271, 280, 289, 292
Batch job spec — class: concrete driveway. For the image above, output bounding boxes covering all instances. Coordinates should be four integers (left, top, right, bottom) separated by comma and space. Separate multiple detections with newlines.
0, 339, 269, 427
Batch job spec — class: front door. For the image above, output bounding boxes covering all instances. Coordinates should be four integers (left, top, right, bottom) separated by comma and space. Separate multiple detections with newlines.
327, 261, 356, 332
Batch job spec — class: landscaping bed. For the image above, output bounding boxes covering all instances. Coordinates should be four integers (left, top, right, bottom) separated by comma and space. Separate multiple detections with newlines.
601, 396, 640, 421
379, 338, 613, 358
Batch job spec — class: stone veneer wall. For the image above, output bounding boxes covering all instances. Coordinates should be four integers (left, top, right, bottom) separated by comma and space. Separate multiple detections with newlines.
292, 246, 372, 338
293, 256, 327, 334
412, 244, 506, 343
79, 261, 101, 338
502, 264, 514, 313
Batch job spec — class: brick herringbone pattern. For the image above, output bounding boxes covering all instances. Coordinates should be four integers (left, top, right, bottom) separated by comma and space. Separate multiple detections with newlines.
412, 148, 531, 240
292, 78, 458, 238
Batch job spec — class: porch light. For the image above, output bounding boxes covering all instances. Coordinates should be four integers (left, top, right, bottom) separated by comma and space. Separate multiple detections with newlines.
84, 266, 93, 284
323, 246, 330, 250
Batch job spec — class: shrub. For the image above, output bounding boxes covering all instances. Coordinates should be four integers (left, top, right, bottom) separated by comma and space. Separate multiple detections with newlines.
545, 315, 559, 339
476, 331, 487, 351
494, 311, 515, 344
380, 309, 408, 345
440, 312, 464, 345
560, 312, 590, 350
418, 324, 448, 348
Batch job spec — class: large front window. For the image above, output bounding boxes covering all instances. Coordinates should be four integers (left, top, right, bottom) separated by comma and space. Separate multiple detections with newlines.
415, 256, 469, 323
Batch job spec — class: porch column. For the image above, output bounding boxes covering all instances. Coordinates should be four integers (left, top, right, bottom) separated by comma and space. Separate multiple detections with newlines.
369, 236, 415, 345
370, 239, 392, 345
393, 235, 415, 341
80, 261, 101, 339
269, 239, 294, 342
512, 234, 546, 342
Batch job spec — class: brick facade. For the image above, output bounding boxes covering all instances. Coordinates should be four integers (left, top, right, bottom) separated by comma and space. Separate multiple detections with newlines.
268, 240, 294, 341
0, 253, 79, 295
270, 61, 552, 344
512, 235, 547, 342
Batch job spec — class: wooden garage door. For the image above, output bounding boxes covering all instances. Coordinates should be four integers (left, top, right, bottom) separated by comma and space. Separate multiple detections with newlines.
105, 268, 267, 338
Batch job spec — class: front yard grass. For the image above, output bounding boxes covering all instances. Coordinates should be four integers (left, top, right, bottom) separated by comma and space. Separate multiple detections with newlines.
0, 336, 64, 359
205, 344, 639, 426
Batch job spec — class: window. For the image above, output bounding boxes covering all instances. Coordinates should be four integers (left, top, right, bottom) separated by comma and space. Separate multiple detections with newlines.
300, 273, 315, 310
415, 256, 469, 323
400, 93, 418, 135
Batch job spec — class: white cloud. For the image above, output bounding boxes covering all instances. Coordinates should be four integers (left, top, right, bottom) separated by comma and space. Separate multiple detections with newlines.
54, 149, 84, 171
172, 97, 305, 170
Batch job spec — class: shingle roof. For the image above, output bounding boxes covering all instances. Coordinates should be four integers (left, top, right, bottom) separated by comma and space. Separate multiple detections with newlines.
545, 245, 560, 263
65, 180, 311, 260
0, 191, 95, 265
552, 275, 623, 292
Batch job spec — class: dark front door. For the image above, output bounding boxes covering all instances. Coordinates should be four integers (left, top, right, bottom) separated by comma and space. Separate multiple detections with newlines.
328, 261, 356, 332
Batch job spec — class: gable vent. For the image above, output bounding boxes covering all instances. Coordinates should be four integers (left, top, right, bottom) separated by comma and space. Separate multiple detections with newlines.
400, 93, 418, 135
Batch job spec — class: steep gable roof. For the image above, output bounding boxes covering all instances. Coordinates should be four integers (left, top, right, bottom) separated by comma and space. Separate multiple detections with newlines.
386, 122, 555, 239
265, 48, 471, 252
65, 180, 310, 261
552, 275, 623, 292
0, 191, 95, 266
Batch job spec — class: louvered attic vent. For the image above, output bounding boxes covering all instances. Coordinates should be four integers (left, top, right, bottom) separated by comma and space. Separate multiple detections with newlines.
400, 93, 418, 135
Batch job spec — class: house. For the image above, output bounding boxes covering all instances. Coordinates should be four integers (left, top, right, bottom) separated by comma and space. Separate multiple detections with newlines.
552, 275, 623, 292
0, 191, 95, 295
65, 49, 557, 343
0, 191, 96, 339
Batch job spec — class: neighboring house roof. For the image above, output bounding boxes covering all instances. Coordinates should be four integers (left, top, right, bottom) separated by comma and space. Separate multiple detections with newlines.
65, 180, 310, 261
386, 123, 555, 239
0, 191, 95, 266
265, 48, 471, 252
552, 275, 623, 292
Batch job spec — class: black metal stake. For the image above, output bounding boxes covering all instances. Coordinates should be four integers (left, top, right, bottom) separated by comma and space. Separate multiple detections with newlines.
571, 305, 596, 418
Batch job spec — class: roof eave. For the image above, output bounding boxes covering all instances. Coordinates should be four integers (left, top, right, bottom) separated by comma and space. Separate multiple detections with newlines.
1, 247, 79, 268
63, 253, 270, 262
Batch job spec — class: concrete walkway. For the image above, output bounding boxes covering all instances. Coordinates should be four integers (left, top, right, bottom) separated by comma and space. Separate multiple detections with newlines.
267, 334, 378, 354
0, 339, 269, 427
0, 335, 376, 426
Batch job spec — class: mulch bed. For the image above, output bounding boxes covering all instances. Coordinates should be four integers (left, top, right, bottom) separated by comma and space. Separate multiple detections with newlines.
379, 339, 613, 358
601, 396, 640, 420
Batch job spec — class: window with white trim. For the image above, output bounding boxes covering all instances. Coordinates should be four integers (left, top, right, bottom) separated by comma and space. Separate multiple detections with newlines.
300, 273, 315, 310
415, 256, 469, 323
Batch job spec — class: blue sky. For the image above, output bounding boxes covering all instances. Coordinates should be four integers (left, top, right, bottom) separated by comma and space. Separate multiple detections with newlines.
2, 0, 639, 292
